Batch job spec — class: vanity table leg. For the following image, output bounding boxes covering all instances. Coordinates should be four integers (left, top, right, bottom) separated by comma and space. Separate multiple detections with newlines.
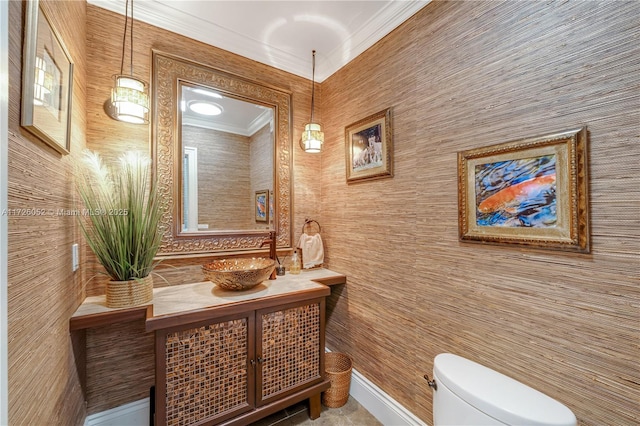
308, 393, 322, 420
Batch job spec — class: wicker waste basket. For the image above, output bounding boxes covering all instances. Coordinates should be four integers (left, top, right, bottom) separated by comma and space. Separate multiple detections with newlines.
322, 352, 353, 408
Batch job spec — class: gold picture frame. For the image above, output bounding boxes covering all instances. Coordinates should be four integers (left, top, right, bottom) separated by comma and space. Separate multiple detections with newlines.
345, 108, 393, 183
458, 127, 589, 252
255, 190, 269, 223
21, 0, 73, 155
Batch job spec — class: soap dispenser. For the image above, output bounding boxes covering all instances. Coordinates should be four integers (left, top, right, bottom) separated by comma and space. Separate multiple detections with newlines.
290, 250, 301, 275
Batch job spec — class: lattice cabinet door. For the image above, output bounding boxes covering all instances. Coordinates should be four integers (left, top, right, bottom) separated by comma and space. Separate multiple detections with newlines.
155, 312, 256, 426
256, 298, 326, 405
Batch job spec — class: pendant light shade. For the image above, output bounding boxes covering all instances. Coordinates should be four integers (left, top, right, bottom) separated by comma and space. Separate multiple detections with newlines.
300, 50, 323, 153
109, 75, 148, 124
301, 123, 323, 153
106, 0, 149, 124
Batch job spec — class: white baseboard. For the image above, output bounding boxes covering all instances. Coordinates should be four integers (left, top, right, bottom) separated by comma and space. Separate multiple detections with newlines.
84, 398, 149, 426
349, 366, 428, 426
84, 362, 427, 426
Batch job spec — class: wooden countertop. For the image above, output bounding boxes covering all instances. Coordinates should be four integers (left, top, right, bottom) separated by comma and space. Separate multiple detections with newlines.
70, 268, 346, 332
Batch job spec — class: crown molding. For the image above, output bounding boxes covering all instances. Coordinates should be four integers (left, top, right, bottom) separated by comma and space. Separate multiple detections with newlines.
319, 1, 429, 81
88, 1, 430, 82
183, 109, 271, 137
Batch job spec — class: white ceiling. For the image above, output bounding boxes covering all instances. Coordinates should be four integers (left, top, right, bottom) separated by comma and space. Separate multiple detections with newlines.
87, 0, 430, 82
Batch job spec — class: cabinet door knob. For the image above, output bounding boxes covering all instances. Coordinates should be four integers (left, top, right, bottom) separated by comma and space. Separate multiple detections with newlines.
250, 359, 256, 367
257, 356, 264, 364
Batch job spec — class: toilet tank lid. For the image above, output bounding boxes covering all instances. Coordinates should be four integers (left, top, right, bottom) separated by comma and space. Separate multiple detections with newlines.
434, 353, 576, 426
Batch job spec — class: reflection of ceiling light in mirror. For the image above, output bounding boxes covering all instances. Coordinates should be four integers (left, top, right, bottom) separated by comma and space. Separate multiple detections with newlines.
192, 88, 223, 98
188, 101, 223, 116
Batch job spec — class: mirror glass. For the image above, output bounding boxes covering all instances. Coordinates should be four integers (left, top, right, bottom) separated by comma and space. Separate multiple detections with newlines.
180, 82, 274, 232
152, 51, 292, 256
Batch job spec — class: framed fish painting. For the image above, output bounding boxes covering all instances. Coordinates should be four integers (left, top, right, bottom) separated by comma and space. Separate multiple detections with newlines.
458, 127, 589, 252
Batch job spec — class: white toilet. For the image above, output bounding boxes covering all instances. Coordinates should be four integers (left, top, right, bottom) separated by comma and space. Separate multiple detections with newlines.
431, 353, 577, 426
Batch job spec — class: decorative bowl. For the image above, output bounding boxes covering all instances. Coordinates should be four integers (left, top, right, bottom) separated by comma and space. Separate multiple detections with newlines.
202, 258, 276, 291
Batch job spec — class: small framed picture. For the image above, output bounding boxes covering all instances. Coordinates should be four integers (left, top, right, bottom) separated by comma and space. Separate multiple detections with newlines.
21, 0, 73, 154
345, 108, 393, 183
458, 127, 589, 252
255, 190, 269, 223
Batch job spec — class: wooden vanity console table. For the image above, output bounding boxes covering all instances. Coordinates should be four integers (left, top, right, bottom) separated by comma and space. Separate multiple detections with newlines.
70, 269, 346, 426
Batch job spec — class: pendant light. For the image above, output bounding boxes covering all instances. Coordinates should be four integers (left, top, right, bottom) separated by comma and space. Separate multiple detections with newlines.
300, 50, 324, 153
105, 0, 149, 124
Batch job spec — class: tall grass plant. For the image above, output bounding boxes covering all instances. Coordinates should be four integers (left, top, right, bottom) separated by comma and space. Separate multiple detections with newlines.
75, 150, 162, 282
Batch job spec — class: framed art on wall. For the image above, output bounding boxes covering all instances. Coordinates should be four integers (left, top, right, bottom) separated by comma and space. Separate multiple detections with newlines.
21, 0, 73, 154
255, 190, 268, 223
458, 127, 589, 252
345, 108, 393, 183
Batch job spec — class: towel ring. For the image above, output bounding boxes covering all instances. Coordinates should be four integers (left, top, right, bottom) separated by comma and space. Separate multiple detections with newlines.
302, 218, 321, 233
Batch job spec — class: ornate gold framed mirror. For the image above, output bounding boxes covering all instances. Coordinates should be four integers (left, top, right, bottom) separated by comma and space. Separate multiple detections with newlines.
152, 50, 292, 256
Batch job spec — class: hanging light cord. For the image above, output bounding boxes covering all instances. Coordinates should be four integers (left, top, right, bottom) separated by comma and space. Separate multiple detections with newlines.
118, 0, 135, 76
130, 0, 134, 76
310, 50, 316, 123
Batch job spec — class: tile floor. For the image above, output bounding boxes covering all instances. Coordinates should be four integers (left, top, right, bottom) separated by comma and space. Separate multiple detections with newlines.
249, 397, 382, 426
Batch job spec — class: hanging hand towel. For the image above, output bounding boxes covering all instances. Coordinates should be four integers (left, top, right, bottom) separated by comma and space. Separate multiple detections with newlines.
297, 233, 324, 269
